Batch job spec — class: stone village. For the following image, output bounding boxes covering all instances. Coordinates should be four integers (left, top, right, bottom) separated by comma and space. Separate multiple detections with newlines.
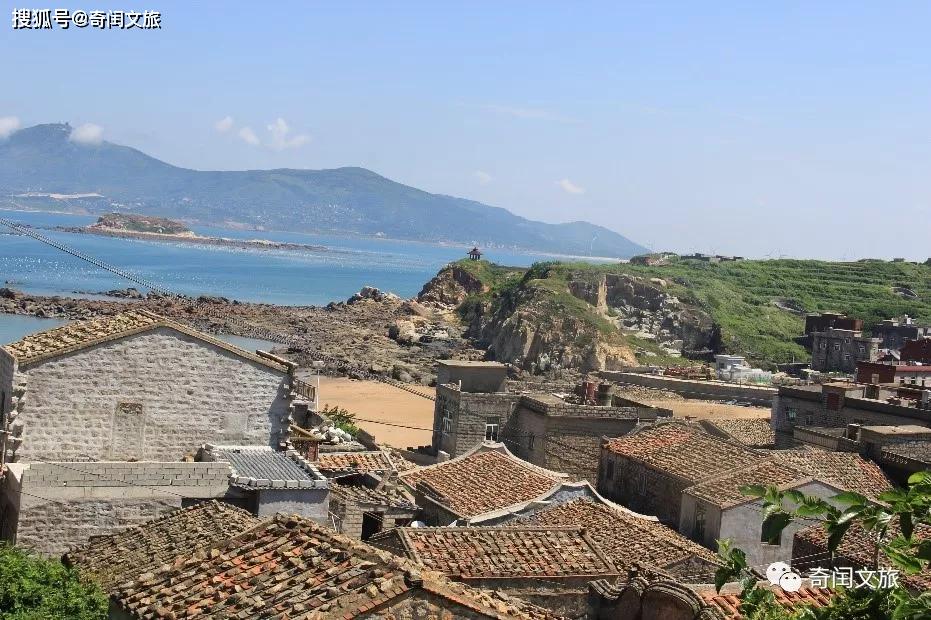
1, 304, 931, 619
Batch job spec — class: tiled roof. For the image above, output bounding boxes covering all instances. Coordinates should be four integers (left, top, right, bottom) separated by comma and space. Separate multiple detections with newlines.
604, 423, 766, 484
700, 582, 835, 619
514, 498, 720, 578
399, 444, 565, 519
315, 451, 397, 476
111, 514, 561, 620
684, 461, 813, 508
210, 446, 327, 489
63, 501, 260, 590
701, 418, 777, 448
331, 474, 418, 510
1, 309, 288, 371
882, 440, 931, 465
369, 526, 618, 580
795, 522, 931, 592
774, 451, 892, 499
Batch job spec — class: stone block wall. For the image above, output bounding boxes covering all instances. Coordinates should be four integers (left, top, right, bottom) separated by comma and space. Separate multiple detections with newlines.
256, 488, 329, 524
599, 450, 687, 527
12, 328, 290, 462
601, 371, 776, 406
433, 386, 520, 457
6, 461, 231, 556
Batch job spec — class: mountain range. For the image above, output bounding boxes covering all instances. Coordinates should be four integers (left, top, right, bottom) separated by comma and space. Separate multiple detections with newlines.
0, 123, 647, 257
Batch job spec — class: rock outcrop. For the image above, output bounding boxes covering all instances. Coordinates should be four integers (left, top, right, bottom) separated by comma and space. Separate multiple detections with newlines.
417, 265, 488, 307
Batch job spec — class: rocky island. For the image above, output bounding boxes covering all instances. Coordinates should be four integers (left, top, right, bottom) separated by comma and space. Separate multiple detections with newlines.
56, 212, 331, 253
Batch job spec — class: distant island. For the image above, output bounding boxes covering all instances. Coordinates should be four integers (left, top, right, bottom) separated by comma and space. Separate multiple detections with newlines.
57, 213, 330, 252
0, 123, 648, 257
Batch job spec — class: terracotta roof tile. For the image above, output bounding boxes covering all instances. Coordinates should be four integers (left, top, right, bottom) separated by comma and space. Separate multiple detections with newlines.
882, 440, 931, 465
702, 418, 777, 448
774, 451, 892, 499
514, 498, 720, 578
64, 501, 260, 590
110, 514, 562, 619
331, 474, 418, 510
3, 310, 158, 364
795, 522, 931, 592
1, 309, 288, 371
370, 526, 619, 580
399, 446, 564, 518
316, 451, 396, 476
684, 461, 812, 508
605, 423, 766, 484
700, 583, 835, 619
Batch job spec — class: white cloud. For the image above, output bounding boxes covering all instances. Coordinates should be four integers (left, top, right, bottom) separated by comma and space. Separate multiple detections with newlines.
474, 170, 493, 185
557, 178, 585, 195
69, 123, 104, 144
266, 117, 309, 150
214, 116, 234, 133
0, 116, 20, 139
238, 126, 260, 146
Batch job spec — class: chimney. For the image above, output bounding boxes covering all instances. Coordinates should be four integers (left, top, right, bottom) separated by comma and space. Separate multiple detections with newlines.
845, 423, 861, 441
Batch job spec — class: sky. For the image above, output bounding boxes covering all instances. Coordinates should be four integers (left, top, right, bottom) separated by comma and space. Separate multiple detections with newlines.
2, 1, 930, 260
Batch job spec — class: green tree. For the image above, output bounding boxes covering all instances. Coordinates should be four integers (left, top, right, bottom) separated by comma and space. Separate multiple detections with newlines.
0, 545, 107, 620
321, 403, 359, 437
713, 471, 931, 620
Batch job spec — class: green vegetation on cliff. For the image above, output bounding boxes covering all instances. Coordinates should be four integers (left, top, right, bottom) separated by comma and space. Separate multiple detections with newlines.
453, 257, 931, 366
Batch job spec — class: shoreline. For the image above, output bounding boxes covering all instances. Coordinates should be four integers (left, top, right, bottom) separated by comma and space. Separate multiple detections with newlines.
53, 225, 333, 253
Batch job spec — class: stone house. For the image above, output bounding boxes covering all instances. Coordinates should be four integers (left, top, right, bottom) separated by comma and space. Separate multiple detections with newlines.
328, 472, 419, 540
588, 569, 835, 620
598, 422, 766, 527
1, 459, 233, 555
399, 442, 569, 525
63, 500, 260, 591
370, 525, 619, 618
432, 361, 669, 483
109, 514, 563, 620
871, 316, 931, 352
196, 444, 329, 522
771, 382, 931, 433
0, 311, 310, 555
0, 310, 295, 463
485, 488, 721, 583
793, 521, 931, 594
810, 328, 880, 373
901, 338, 931, 363
677, 449, 890, 569
856, 361, 931, 387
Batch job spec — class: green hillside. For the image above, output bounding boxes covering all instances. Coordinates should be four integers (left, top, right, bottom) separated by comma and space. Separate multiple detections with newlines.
456, 257, 931, 366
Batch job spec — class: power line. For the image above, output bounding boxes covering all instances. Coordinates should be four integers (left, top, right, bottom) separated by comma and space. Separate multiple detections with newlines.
0, 214, 434, 402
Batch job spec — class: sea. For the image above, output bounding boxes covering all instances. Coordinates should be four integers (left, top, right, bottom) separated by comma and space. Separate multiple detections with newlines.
0, 209, 613, 343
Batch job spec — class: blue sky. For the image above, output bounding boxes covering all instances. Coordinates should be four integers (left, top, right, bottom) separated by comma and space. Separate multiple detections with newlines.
2, 1, 930, 260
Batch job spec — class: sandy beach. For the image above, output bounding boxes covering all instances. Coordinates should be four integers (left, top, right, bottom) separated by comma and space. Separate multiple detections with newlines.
317, 377, 436, 449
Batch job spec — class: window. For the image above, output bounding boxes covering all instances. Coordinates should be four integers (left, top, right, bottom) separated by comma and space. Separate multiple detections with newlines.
484, 421, 499, 441
604, 460, 615, 480
805, 414, 813, 426
786, 407, 797, 423
844, 338, 851, 345
819, 342, 827, 350
694, 506, 706, 542
761, 522, 781, 545
834, 342, 841, 351
844, 354, 851, 362
858, 345, 865, 353
442, 417, 451, 434
527, 433, 535, 451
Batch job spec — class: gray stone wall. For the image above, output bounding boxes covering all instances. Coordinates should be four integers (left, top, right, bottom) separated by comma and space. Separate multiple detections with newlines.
0, 348, 13, 425
8, 461, 231, 556
717, 481, 839, 570
256, 488, 329, 524
600, 371, 776, 406
773, 392, 931, 433
433, 386, 520, 457
811, 329, 879, 373
598, 450, 686, 527
12, 328, 290, 462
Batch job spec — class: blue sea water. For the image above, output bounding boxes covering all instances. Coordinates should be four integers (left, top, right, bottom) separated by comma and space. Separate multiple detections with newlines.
0, 210, 610, 306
